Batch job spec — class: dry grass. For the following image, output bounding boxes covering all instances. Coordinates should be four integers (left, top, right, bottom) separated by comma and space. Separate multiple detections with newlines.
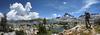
94, 25, 100, 34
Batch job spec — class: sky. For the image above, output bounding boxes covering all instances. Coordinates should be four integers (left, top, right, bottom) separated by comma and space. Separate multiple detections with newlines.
0, 0, 100, 19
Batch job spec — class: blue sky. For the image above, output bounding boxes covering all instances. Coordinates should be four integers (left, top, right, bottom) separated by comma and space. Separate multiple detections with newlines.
0, 0, 100, 18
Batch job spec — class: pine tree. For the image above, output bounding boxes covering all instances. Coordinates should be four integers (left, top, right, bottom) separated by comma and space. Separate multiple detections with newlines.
0, 13, 8, 32
37, 18, 47, 35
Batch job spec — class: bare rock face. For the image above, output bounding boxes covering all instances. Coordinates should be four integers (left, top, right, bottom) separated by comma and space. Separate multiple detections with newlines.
59, 25, 96, 35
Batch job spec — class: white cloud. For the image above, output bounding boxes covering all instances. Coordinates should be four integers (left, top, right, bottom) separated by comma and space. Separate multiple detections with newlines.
70, 0, 99, 17
53, 14, 57, 17
7, 2, 39, 20
78, 0, 99, 12
63, 2, 67, 4
25, 2, 32, 12
52, 14, 61, 17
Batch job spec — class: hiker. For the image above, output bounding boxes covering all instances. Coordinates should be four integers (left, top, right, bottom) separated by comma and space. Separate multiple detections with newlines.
85, 12, 91, 29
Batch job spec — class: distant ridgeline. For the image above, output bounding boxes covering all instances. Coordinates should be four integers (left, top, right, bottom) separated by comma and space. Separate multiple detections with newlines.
0, 12, 99, 25
47, 12, 100, 25
7, 19, 42, 25
48, 13, 79, 24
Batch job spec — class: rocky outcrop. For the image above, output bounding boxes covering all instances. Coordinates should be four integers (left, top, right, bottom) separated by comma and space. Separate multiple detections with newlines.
59, 24, 96, 35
